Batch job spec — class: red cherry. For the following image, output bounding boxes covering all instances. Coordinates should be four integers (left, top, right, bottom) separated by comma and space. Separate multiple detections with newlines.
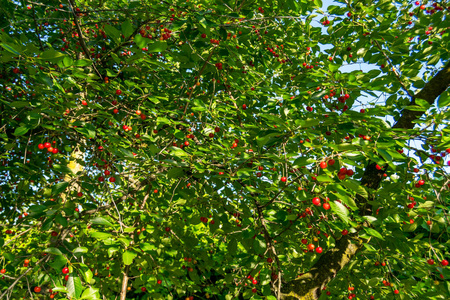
281, 176, 287, 182
38, 143, 45, 149
342, 229, 349, 235
62, 267, 69, 274
98, 176, 105, 182
312, 197, 321, 206
307, 244, 315, 251
427, 259, 435, 265
109, 177, 116, 183
252, 288, 257, 293
319, 161, 327, 169
157, 279, 162, 284
267, 257, 273, 263
44, 142, 51, 148
242, 104, 247, 110
346, 169, 354, 176
141, 287, 147, 292
328, 159, 335, 166
165, 227, 170, 232
394, 290, 399, 294
0, 269, 5, 274
441, 260, 448, 266
252, 279, 257, 284
34, 287, 41, 293
315, 247, 323, 254
301, 239, 307, 244
116, 89, 122, 95
322, 202, 330, 210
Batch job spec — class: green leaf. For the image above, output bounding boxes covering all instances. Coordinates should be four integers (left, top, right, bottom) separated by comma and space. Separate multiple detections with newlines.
330, 201, 349, 224
253, 237, 266, 254
44, 247, 63, 255
148, 41, 167, 52
55, 214, 68, 227
74, 59, 92, 67
90, 217, 114, 227
90, 231, 113, 239
438, 91, 450, 108
14, 127, 29, 136
73, 247, 88, 255
53, 164, 74, 174
415, 98, 430, 109
122, 20, 134, 38
170, 147, 189, 158
293, 157, 315, 167
167, 167, 184, 178
79, 263, 93, 284
364, 228, 384, 240
104, 24, 121, 41
340, 180, 368, 198
67, 274, 83, 299
80, 287, 100, 300
52, 182, 69, 195
123, 250, 137, 265
1, 43, 21, 54
10, 101, 28, 108
134, 34, 147, 49
227, 238, 237, 253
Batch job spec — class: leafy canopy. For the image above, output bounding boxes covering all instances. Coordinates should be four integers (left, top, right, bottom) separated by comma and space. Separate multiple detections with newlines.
0, 0, 449, 299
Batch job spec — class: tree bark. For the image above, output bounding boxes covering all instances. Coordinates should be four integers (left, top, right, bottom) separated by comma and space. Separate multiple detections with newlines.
278, 61, 450, 299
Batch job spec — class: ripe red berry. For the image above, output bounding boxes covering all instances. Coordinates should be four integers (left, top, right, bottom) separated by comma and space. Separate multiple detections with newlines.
427, 259, 435, 265
316, 247, 323, 254
62, 267, 69, 274
319, 161, 327, 169
281, 176, 287, 182
342, 229, 349, 235
141, 287, 147, 292
34, 287, 41, 293
0, 269, 5, 274
322, 202, 330, 210
312, 197, 321, 206
394, 289, 399, 294
441, 259, 448, 266
116, 89, 122, 95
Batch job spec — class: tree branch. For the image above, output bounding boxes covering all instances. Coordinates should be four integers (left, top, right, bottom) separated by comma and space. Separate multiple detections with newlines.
67, 0, 103, 80
393, 61, 450, 129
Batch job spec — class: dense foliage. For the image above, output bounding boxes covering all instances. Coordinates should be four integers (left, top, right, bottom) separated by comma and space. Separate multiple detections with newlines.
1, 0, 449, 299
